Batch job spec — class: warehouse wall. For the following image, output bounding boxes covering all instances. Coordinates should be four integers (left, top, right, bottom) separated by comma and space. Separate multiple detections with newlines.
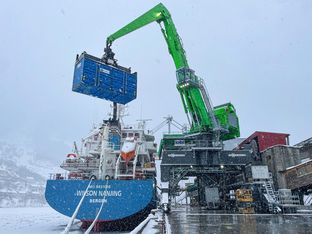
299, 143, 312, 161
283, 161, 312, 190
262, 146, 301, 189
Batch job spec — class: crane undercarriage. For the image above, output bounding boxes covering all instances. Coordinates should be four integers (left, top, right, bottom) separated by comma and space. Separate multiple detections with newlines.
159, 132, 253, 212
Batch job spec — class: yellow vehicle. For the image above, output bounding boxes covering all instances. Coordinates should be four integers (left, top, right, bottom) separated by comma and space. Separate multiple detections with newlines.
235, 189, 255, 214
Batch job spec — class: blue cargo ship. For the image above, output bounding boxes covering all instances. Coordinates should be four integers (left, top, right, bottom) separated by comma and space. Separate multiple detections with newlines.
45, 117, 157, 231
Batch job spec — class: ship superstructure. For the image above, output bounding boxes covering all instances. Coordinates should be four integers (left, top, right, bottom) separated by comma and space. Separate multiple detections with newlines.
60, 116, 156, 181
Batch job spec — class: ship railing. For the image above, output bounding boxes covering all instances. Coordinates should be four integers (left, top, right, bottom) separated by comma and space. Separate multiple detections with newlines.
107, 143, 120, 151
49, 172, 92, 180
190, 140, 222, 148
88, 143, 120, 151
83, 143, 120, 154
161, 131, 186, 135
166, 140, 222, 151
60, 161, 99, 169
49, 173, 67, 180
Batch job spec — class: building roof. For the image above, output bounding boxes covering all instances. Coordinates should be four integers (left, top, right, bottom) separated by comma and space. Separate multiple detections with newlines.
284, 159, 312, 171
262, 144, 300, 153
238, 131, 290, 152
223, 138, 245, 150
294, 137, 312, 147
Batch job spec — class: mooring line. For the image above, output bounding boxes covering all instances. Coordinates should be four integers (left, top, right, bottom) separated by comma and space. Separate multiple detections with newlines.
61, 178, 94, 234
84, 178, 110, 234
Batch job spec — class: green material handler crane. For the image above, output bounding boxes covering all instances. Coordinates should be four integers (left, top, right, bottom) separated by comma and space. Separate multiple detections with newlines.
105, 3, 239, 141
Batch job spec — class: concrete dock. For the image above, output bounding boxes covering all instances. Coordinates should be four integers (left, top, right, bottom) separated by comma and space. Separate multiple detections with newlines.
167, 206, 312, 234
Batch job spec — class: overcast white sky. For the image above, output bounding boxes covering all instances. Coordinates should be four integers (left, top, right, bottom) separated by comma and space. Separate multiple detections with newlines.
0, 0, 311, 161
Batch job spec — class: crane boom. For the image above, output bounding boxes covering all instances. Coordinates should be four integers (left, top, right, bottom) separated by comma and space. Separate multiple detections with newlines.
105, 3, 239, 139
106, 3, 188, 69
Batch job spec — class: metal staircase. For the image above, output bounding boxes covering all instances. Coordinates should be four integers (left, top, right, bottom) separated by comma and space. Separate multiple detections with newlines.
170, 168, 190, 195
264, 181, 277, 202
263, 180, 281, 213
198, 80, 225, 145
198, 80, 219, 131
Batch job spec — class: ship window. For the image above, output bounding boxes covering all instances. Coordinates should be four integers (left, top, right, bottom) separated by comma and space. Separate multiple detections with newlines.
122, 133, 127, 138
135, 133, 140, 138
128, 133, 134, 137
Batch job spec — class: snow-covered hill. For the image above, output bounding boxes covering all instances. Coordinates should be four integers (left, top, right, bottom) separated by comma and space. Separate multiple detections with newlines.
0, 142, 62, 207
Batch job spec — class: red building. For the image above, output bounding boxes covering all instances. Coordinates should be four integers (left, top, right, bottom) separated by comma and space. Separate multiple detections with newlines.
238, 131, 290, 153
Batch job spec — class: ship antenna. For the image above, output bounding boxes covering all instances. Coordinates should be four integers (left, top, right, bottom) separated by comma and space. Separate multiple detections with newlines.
117, 104, 128, 126
136, 118, 152, 131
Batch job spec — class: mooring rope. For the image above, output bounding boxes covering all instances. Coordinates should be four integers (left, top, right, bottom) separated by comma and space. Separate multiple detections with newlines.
84, 178, 110, 234
61, 178, 94, 234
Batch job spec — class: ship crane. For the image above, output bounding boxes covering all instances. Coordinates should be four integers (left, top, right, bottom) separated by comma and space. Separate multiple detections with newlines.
149, 116, 185, 135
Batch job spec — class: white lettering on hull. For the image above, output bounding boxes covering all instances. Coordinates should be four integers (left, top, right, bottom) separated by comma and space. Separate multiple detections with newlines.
75, 190, 122, 197
89, 198, 108, 203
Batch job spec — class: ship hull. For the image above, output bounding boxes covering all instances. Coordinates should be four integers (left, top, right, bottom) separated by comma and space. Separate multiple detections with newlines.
45, 179, 156, 231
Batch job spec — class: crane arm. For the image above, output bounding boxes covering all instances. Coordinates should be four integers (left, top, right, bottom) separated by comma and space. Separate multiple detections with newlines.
104, 3, 240, 139
106, 3, 188, 70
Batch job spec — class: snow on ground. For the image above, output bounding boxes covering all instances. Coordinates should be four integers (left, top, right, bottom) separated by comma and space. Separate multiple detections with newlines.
141, 218, 159, 234
0, 206, 82, 234
0, 206, 158, 234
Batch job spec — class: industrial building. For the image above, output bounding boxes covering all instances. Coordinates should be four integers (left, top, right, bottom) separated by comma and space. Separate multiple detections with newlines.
235, 132, 312, 209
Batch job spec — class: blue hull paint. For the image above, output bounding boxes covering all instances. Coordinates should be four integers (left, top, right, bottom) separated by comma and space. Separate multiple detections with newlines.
45, 179, 155, 221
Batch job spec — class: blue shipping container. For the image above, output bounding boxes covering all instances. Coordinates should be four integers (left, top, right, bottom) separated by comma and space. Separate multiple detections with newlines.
73, 52, 137, 104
